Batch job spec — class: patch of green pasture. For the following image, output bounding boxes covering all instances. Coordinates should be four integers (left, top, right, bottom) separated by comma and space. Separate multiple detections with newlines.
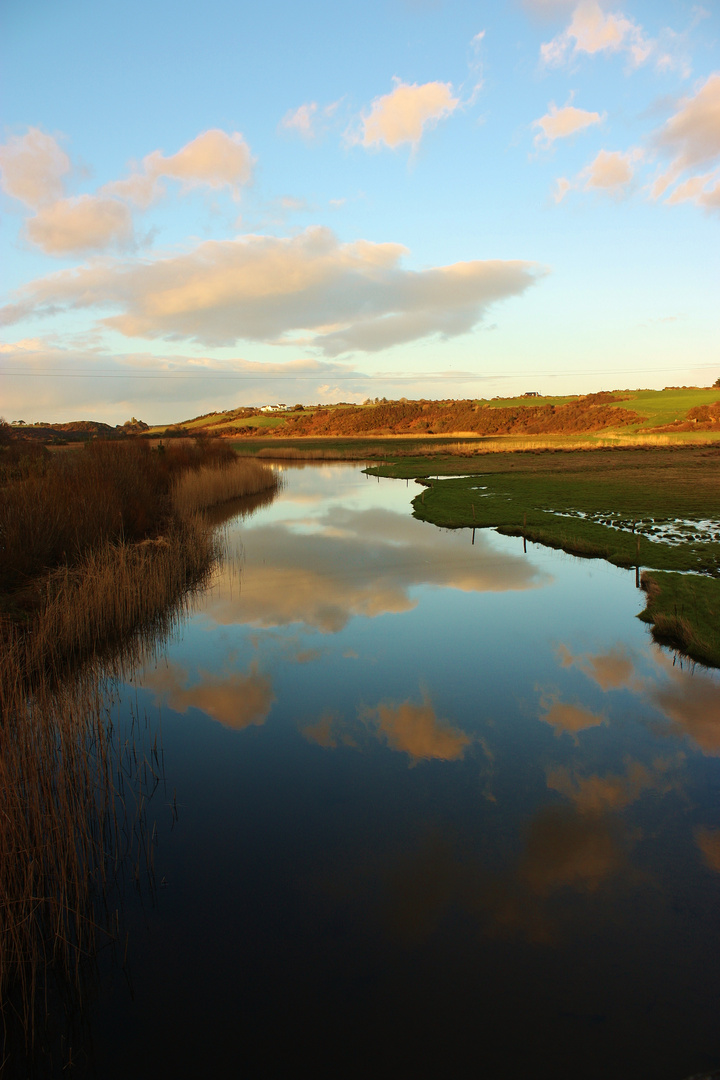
369, 447, 720, 573
620, 387, 720, 429
638, 571, 720, 669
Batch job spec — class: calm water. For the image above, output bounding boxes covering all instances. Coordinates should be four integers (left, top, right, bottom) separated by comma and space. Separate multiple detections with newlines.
86, 465, 720, 1078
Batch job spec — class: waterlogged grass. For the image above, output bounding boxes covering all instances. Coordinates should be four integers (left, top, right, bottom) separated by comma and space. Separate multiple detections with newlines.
639, 572, 720, 669
369, 446, 720, 666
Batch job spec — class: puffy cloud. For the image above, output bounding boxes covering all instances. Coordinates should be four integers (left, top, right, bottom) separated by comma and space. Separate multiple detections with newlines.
0, 226, 543, 354
583, 147, 637, 189
105, 129, 254, 207
557, 148, 639, 201
533, 101, 604, 148
651, 74, 720, 212
355, 79, 459, 150
24, 194, 134, 255
364, 693, 471, 764
141, 660, 275, 730
0, 128, 70, 208
0, 127, 136, 256
541, 1, 653, 68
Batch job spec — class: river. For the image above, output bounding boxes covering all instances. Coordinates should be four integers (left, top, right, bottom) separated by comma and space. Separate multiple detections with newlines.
80, 464, 720, 1078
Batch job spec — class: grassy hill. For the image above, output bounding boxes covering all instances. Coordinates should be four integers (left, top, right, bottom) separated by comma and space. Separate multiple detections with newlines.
144, 386, 720, 443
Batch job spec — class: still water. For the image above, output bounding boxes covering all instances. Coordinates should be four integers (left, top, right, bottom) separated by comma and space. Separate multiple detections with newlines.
90, 465, 720, 1078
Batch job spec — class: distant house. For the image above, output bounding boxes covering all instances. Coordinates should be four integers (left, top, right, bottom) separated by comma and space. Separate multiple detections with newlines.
259, 404, 287, 413
523, 391, 540, 398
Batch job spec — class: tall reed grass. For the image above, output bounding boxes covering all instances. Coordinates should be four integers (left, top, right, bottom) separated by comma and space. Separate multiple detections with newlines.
0, 438, 279, 1068
171, 457, 280, 516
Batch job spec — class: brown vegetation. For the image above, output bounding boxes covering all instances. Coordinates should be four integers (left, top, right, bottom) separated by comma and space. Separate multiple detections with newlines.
270, 393, 642, 438
0, 438, 279, 1064
172, 457, 281, 516
654, 399, 720, 432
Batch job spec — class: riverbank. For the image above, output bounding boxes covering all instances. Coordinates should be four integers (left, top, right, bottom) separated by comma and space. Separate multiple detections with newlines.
366, 445, 720, 667
0, 440, 280, 1066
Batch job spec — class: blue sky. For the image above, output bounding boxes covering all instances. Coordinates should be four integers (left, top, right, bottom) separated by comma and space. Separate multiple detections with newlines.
1, 0, 718, 423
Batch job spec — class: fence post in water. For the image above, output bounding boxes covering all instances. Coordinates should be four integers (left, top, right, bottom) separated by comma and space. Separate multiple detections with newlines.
472, 527, 475, 545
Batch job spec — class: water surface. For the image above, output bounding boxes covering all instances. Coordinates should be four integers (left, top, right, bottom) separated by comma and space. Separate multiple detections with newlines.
88, 465, 720, 1078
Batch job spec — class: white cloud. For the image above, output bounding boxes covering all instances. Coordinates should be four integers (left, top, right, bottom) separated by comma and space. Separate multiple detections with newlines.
280, 103, 318, 139
556, 147, 640, 201
651, 74, 720, 210
353, 79, 460, 150
663, 169, 720, 211
24, 195, 134, 255
0, 226, 545, 356
104, 129, 255, 207
582, 147, 637, 190
541, 1, 653, 68
0, 340, 372, 424
0, 128, 136, 256
533, 101, 605, 148
0, 128, 70, 208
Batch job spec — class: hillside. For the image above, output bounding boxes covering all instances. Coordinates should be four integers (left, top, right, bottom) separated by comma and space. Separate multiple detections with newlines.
147, 386, 720, 441
5, 386, 720, 444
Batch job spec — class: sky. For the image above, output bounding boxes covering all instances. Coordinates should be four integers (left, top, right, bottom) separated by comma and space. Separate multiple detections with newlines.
1, 0, 718, 424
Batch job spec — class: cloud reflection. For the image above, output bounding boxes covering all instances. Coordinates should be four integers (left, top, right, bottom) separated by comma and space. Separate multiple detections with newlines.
695, 827, 720, 873
141, 661, 275, 730
206, 505, 548, 634
557, 643, 636, 691
538, 690, 606, 738
363, 693, 471, 764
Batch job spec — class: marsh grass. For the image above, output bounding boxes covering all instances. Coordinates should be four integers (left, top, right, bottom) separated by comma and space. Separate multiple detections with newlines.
0, 440, 279, 1068
255, 446, 388, 461
171, 457, 280, 516
639, 571, 720, 668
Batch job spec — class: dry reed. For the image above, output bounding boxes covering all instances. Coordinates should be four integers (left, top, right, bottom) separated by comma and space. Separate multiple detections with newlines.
171, 457, 280, 516
0, 442, 277, 1068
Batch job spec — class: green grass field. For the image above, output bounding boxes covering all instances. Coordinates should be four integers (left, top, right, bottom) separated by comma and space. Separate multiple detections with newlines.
367, 445, 720, 667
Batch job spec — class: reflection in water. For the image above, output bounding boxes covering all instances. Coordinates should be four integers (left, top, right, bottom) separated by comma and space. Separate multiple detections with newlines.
557, 642, 637, 690
204, 503, 549, 634
649, 653, 720, 755
546, 759, 676, 813
556, 637, 720, 757
81, 466, 720, 1079
142, 659, 275, 730
695, 827, 720, 872
519, 806, 627, 896
538, 689, 606, 737
363, 692, 472, 764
